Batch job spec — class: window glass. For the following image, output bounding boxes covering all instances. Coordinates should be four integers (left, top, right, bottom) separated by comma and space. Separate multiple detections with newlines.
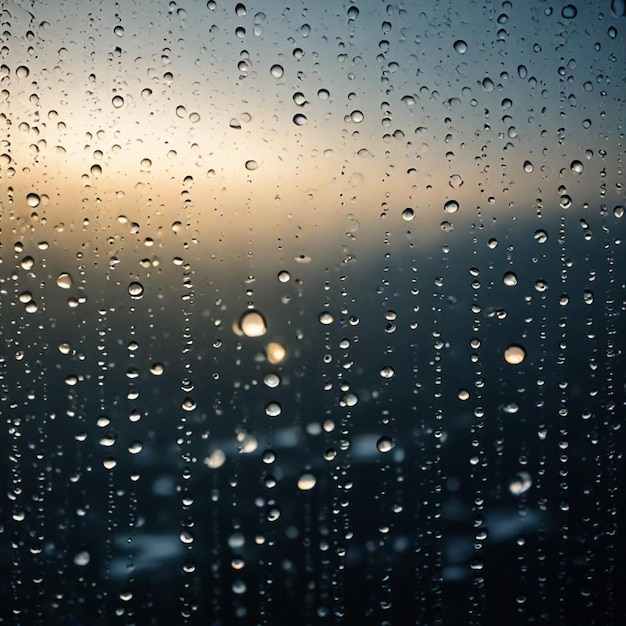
1, 1, 624, 623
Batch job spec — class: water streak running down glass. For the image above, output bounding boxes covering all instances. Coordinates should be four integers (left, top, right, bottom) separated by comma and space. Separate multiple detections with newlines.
0, 1, 625, 624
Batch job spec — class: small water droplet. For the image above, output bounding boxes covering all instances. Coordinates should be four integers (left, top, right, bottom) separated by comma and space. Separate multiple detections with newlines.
444, 199, 459, 213
319, 312, 334, 325
56, 273, 73, 289
342, 392, 358, 407
74, 550, 90, 566
112, 95, 124, 108
379, 366, 395, 379
523, 160, 534, 173
265, 402, 282, 418
350, 110, 364, 123
128, 282, 144, 299
245, 159, 258, 171
103, 457, 117, 470
270, 64, 284, 79
570, 160, 584, 174
128, 441, 143, 454
297, 473, 316, 490
26, 193, 40, 208
377, 436, 394, 453
263, 373, 281, 388
503, 272, 518, 286
561, 4, 577, 18
21, 256, 34, 270
453, 40, 467, 54
293, 113, 307, 126
401, 208, 415, 221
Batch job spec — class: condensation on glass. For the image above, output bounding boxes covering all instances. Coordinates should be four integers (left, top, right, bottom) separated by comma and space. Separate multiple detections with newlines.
0, 1, 624, 624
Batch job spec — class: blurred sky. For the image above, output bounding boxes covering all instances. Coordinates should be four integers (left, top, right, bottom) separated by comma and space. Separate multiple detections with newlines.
2, 0, 623, 263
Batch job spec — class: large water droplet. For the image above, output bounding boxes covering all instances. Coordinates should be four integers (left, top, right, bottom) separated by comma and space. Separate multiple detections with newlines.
504, 344, 526, 365
239, 310, 267, 337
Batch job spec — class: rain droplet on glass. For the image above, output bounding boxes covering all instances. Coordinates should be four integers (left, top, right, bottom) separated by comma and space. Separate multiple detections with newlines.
319, 312, 334, 325
265, 401, 282, 417
503, 272, 518, 286
270, 64, 284, 79
56, 273, 73, 289
239, 310, 267, 337
453, 40, 468, 54
27, 193, 40, 207
444, 199, 459, 213
376, 436, 394, 453
128, 281, 144, 299
297, 473, 316, 490
504, 344, 526, 365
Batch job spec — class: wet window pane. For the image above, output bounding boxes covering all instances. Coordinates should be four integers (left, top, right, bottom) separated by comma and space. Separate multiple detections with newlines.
1, 1, 625, 624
